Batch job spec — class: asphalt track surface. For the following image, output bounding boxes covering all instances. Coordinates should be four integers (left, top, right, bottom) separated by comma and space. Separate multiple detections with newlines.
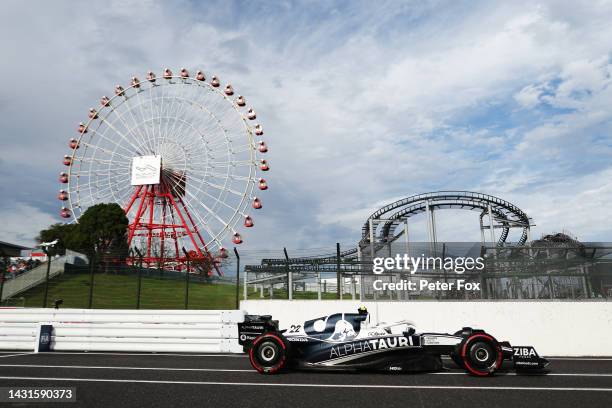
0, 352, 610, 407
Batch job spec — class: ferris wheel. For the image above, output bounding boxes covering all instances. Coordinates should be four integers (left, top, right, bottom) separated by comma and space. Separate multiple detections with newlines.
57, 67, 270, 270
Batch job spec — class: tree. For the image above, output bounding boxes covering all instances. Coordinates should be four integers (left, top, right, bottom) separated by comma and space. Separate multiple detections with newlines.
74, 203, 129, 263
188, 251, 228, 281
38, 203, 129, 262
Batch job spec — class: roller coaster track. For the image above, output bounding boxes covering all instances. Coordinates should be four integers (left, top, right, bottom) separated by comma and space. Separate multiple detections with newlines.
255, 191, 533, 268
362, 191, 532, 245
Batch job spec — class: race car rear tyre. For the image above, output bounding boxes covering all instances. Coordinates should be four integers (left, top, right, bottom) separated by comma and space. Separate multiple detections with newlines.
450, 330, 465, 368
461, 333, 502, 377
249, 333, 287, 374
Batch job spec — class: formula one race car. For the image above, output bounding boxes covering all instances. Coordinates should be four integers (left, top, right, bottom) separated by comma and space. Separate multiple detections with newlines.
238, 307, 549, 376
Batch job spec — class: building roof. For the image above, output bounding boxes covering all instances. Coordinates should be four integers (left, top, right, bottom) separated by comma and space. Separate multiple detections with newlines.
0, 241, 32, 257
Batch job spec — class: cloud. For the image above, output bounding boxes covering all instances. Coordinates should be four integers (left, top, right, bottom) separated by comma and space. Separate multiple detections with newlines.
514, 83, 549, 109
0, 0, 612, 251
0, 205, 56, 247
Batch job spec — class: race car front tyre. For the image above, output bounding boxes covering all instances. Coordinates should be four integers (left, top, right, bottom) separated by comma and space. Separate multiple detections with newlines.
249, 333, 287, 374
461, 334, 503, 377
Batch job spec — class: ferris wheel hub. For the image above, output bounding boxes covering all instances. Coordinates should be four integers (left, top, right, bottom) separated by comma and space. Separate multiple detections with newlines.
131, 155, 162, 186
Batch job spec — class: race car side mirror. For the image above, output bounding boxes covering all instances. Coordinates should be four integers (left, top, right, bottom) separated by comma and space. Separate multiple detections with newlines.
403, 327, 415, 337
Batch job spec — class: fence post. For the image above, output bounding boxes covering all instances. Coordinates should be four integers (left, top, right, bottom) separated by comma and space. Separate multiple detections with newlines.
441, 243, 447, 300
87, 253, 95, 309
133, 248, 144, 309
0, 248, 6, 304
369, 219, 377, 301
480, 246, 486, 299
42, 248, 52, 308
283, 247, 292, 300
336, 243, 341, 300
182, 248, 190, 310
583, 264, 591, 299
243, 263, 248, 302
317, 265, 322, 301
234, 247, 240, 310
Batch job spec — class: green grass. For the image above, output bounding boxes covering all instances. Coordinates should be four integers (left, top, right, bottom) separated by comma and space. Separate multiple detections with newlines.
8, 272, 240, 310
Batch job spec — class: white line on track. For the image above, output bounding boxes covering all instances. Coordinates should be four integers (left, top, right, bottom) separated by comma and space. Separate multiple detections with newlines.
431, 372, 612, 377
546, 358, 612, 361
441, 356, 612, 361
0, 353, 32, 358
0, 376, 610, 391
3, 352, 246, 357
1, 365, 611, 377
0, 364, 251, 372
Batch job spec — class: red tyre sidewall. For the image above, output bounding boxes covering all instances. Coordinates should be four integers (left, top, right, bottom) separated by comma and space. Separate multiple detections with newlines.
249, 333, 287, 374
461, 333, 502, 377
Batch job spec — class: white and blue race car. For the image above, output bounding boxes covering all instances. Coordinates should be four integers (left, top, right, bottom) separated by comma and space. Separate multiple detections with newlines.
238, 307, 549, 376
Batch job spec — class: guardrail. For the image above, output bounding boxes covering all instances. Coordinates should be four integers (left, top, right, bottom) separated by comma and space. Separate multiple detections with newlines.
0, 308, 245, 353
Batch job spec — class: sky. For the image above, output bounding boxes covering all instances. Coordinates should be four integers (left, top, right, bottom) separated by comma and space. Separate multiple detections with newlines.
0, 0, 611, 254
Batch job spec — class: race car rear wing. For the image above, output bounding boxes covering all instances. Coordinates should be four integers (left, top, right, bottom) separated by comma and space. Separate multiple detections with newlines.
237, 315, 279, 350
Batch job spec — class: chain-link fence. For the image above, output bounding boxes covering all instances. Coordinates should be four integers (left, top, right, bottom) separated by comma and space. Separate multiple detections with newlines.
243, 242, 612, 301
2, 242, 610, 308
0, 249, 241, 309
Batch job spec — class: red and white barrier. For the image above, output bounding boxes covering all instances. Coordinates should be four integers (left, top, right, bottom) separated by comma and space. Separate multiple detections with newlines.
0, 308, 245, 353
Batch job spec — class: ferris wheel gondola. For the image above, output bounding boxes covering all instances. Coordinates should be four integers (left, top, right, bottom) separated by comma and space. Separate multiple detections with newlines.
58, 67, 270, 272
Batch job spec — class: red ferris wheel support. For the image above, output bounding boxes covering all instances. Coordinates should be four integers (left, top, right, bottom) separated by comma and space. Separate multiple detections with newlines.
124, 177, 218, 274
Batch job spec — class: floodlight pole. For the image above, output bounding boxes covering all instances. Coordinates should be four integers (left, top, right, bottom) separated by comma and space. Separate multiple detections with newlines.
37, 241, 59, 308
